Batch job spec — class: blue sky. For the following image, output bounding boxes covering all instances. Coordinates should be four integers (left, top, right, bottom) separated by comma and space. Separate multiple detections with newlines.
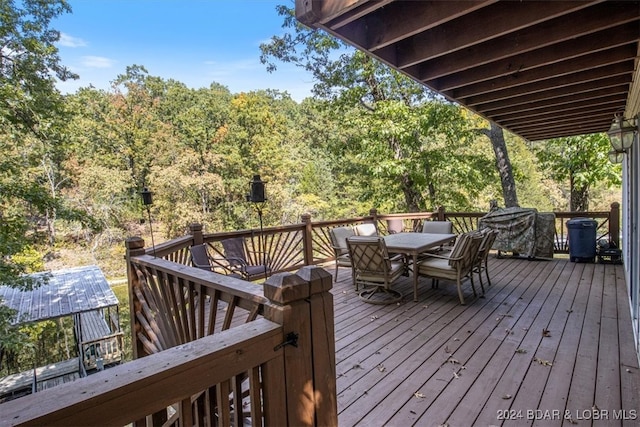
53, 1, 315, 101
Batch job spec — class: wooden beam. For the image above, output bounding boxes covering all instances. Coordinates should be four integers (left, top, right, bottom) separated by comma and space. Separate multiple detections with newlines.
459, 56, 635, 105
336, 1, 496, 51
471, 77, 632, 112
427, 22, 639, 91
378, 1, 599, 68
414, 5, 638, 81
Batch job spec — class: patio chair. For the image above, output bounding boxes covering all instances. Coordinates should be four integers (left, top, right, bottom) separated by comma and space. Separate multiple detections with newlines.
346, 236, 404, 304
473, 229, 500, 292
415, 231, 483, 305
421, 220, 455, 252
189, 244, 244, 278
220, 238, 271, 281
421, 220, 453, 234
329, 226, 356, 281
354, 222, 378, 236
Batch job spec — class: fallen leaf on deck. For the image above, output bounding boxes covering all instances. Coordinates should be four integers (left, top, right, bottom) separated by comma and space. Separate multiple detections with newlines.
447, 357, 460, 365
542, 328, 551, 337
505, 328, 513, 335
353, 363, 362, 369
414, 392, 426, 399
502, 394, 512, 400
515, 348, 527, 354
377, 364, 385, 372
533, 357, 553, 366
453, 337, 460, 341
444, 346, 450, 353
566, 416, 578, 424
453, 371, 460, 379
438, 424, 449, 427
370, 315, 378, 321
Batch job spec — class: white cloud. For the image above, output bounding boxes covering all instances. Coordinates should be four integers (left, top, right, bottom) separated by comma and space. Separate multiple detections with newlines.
58, 33, 88, 48
81, 56, 116, 69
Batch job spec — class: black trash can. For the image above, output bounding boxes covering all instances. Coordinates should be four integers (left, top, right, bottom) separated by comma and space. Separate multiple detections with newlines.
567, 218, 597, 262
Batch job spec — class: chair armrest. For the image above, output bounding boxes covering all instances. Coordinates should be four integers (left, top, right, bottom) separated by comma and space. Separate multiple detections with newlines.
420, 252, 465, 262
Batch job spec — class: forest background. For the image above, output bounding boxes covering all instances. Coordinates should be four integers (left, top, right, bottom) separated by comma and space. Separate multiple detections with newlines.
0, 2, 622, 373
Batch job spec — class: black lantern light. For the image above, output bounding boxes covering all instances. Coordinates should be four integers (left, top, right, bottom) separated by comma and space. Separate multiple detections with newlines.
246, 175, 268, 278
607, 113, 636, 158
247, 174, 266, 203
141, 187, 156, 257
608, 150, 624, 164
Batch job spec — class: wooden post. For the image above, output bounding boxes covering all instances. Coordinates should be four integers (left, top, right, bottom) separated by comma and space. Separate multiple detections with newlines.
125, 237, 154, 427
369, 208, 379, 232
263, 266, 337, 426
189, 223, 204, 246
610, 202, 620, 248
301, 213, 314, 266
125, 237, 146, 360
437, 205, 446, 221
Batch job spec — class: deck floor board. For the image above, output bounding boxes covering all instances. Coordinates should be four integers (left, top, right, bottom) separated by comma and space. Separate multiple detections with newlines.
328, 255, 640, 427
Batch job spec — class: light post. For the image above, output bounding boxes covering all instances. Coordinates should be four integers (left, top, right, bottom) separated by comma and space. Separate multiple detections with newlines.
246, 175, 268, 278
141, 187, 156, 257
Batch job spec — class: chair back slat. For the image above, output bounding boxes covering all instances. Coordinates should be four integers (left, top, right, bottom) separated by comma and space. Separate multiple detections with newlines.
347, 237, 390, 275
190, 244, 212, 270
221, 238, 247, 268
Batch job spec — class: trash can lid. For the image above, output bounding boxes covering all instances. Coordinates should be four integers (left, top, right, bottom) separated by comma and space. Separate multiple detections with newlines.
566, 217, 598, 227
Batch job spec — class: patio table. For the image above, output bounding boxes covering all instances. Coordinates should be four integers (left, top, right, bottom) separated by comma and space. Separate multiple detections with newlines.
383, 232, 456, 301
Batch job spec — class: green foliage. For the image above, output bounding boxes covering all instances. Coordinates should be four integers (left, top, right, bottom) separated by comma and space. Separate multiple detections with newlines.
534, 133, 621, 210
0, 0, 624, 376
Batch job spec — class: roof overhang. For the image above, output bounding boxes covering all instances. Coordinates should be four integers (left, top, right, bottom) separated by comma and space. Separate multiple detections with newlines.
296, 0, 640, 141
0, 265, 118, 324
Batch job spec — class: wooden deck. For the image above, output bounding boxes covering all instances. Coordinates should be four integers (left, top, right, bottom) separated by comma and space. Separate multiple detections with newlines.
328, 256, 640, 426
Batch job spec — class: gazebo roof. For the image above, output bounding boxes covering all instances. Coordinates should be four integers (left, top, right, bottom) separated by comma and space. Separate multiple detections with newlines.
0, 265, 119, 325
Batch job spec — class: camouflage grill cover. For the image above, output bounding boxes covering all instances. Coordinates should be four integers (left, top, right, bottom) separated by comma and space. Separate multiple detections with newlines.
478, 207, 555, 259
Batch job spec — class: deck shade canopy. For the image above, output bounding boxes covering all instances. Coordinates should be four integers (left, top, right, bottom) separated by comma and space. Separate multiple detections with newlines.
295, 0, 640, 141
0, 265, 119, 324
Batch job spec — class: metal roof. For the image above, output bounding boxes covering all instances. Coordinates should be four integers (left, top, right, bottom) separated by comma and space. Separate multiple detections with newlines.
0, 265, 119, 325
295, 0, 640, 141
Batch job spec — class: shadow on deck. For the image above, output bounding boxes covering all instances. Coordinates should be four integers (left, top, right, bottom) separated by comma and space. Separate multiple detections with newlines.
329, 255, 639, 426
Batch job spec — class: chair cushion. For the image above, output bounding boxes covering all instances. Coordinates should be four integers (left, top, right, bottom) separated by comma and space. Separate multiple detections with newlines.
354, 223, 377, 236
422, 221, 453, 234
447, 233, 470, 266
336, 253, 351, 267
331, 226, 356, 253
358, 260, 404, 283
245, 265, 269, 277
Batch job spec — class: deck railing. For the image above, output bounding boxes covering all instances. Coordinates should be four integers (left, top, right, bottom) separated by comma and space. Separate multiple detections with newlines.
148, 204, 620, 277
0, 204, 619, 426
0, 243, 338, 427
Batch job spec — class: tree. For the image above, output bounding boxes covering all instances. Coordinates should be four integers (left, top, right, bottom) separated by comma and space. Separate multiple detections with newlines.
0, 0, 94, 284
534, 134, 621, 211
260, 6, 495, 212
0, 0, 100, 372
480, 122, 519, 208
